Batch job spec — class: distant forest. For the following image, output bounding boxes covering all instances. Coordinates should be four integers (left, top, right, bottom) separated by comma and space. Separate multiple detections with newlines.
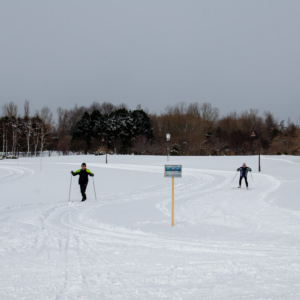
1, 100, 299, 157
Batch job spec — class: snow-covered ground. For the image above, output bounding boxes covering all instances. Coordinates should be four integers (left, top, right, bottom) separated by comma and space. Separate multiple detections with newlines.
1, 155, 300, 299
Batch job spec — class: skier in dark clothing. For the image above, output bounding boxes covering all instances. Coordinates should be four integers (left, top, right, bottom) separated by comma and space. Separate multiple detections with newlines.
71, 163, 94, 201
237, 163, 252, 189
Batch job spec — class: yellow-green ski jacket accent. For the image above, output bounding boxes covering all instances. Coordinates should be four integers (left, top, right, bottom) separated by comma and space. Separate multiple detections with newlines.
73, 169, 94, 185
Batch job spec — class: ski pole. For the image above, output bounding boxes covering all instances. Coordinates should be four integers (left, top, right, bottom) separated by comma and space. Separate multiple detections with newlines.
93, 177, 97, 200
231, 171, 239, 183
68, 175, 72, 202
251, 172, 254, 182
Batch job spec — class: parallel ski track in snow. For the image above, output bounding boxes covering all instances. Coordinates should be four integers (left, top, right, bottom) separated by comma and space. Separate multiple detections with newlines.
51, 204, 299, 257
2, 163, 294, 257
46, 164, 299, 256
0, 165, 33, 183
261, 155, 300, 165
1, 162, 300, 299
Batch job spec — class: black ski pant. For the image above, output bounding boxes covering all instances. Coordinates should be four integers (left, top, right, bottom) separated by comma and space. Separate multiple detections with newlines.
239, 176, 248, 187
80, 183, 87, 199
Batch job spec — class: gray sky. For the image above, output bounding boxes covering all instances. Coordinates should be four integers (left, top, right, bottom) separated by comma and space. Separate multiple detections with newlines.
1, 0, 300, 121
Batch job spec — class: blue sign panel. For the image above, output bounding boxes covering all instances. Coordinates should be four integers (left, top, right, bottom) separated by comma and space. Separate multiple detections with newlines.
164, 165, 182, 178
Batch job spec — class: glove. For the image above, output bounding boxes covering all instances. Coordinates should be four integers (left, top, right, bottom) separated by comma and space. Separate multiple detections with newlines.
71, 171, 74, 175
91, 173, 94, 177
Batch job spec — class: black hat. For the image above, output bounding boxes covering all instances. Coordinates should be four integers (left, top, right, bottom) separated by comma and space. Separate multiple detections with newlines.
81, 163, 86, 167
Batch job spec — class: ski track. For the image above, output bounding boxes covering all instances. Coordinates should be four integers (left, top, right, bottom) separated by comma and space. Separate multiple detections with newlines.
1, 163, 300, 299
261, 155, 300, 165
0, 165, 34, 184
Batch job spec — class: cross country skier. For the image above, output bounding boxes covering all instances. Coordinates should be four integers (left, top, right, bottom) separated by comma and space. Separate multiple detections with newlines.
237, 163, 252, 189
71, 163, 94, 201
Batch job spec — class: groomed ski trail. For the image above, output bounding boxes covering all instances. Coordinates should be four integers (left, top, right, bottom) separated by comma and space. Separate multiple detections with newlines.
0, 160, 300, 299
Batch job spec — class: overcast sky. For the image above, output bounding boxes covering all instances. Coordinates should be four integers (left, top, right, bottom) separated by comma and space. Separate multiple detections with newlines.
1, 0, 300, 121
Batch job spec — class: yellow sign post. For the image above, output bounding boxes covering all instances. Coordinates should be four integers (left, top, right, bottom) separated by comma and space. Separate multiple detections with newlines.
172, 177, 175, 226
164, 165, 182, 227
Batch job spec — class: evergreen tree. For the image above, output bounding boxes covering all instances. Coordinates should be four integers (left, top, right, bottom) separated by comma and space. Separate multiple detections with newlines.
72, 108, 154, 154
93, 110, 107, 140
72, 112, 93, 152
130, 109, 153, 140
170, 143, 181, 156
107, 109, 131, 153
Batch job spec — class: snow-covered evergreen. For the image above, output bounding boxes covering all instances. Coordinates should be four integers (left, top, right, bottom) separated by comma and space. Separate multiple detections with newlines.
72, 108, 153, 153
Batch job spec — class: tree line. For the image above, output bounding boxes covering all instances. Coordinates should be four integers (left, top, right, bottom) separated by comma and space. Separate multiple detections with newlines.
1, 100, 299, 158
151, 102, 298, 156
1, 100, 53, 158
72, 108, 153, 154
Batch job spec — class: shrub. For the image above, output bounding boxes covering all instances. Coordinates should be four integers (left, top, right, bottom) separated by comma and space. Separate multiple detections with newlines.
170, 144, 181, 156
7, 155, 18, 159
95, 151, 106, 156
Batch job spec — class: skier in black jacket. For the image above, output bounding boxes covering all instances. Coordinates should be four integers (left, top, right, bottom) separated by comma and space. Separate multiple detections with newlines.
237, 163, 252, 189
71, 163, 94, 201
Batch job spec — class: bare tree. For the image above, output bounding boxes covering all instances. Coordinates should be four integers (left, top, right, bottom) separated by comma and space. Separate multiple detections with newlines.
57, 107, 70, 136
101, 102, 116, 115
200, 103, 219, 123
118, 103, 128, 110
40, 122, 51, 156
2, 101, 18, 118
24, 100, 30, 117
22, 117, 32, 157
0, 117, 9, 156
7, 117, 21, 157
31, 117, 42, 156
1, 120, 4, 156
264, 111, 277, 131
187, 102, 201, 117
89, 102, 102, 113
210, 136, 227, 155
39, 106, 54, 127
132, 136, 151, 154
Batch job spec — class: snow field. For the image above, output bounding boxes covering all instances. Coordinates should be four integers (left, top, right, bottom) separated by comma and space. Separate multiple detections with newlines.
0, 155, 300, 299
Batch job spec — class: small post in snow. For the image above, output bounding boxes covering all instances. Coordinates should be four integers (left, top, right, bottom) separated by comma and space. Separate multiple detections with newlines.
92, 177, 97, 200
165, 165, 182, 227
102, 136, 108, 164
172, 177, 174, 226
166, 133, 171, 161
40, 151, 42, 171
68, 175, 72, 202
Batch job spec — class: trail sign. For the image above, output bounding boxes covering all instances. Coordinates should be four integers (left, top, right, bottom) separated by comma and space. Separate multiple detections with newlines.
164, 165, 182, 178
164, 165, 182, 226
